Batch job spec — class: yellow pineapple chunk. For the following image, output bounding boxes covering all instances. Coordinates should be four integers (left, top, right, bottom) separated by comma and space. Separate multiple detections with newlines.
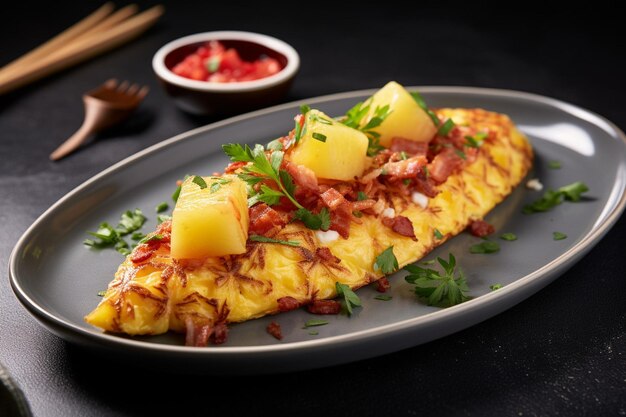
289, 109, 368, 181
171, 175, 248, 259
364, 81, 438, 147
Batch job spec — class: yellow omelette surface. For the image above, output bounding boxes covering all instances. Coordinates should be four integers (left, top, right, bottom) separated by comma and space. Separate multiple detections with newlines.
85, 108, 533, 336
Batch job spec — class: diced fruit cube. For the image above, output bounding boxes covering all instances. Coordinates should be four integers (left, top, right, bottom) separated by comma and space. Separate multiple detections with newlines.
363, 81, 437, 147
289, 110, 368, 181
171, 176, 249, 259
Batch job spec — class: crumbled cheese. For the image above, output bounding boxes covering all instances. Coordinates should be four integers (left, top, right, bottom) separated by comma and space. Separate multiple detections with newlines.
382, 207, 396, 218
411, 191, 429, 208
315, 230, 339, 244
526, 178, 543, 191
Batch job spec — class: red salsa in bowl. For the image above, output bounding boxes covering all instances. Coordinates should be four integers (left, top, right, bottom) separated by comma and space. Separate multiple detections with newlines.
153, 31, 299, 116
172, 41, 283, 83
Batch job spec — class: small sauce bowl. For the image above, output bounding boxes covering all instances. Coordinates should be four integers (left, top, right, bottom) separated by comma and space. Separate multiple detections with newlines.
153, 31, 300, 116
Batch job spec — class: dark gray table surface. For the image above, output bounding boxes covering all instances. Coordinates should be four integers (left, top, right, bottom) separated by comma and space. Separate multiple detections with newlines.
1, 2, 625, 416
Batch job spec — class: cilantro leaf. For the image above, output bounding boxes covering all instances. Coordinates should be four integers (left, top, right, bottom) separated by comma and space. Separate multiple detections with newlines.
404, 253, 470, 307
523, 181, 589, 214
116, 209, 146, 234
293, 208, 330, 231
336, 282, 362, 316
374, 246, 399, 275
249, 235, 300, 247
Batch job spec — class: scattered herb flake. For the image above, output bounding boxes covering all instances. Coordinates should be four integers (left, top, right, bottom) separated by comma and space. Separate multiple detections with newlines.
206, 56, 220, 73
404, 253, 470, 307
131, 231, 145, 241
266, 138, 283, 151
470, 240, 500, 254
523, 181, 589, 214
308, 330, 319, 335
336, 282, 362, 316
553, 231, 567, 240
438, 118, 456, 136
249, 235, 300, 247
300, 104, 311, 115
97, 290, 107, 297
490, 283, 503, 291
421, 260, 436, 265
500, 232, 518, 241
303, 319, 329, 328
157, 214, 172, 224
312, 132, 327, 142
374, 246, 399, 275
155, 202, 169, 213
434, 229, 444, 240
455, 149, 467, 160
548, 160, 562, 169
341, 101, 391, 156
138, 234, 164, 244
357, 191, 368, 201
374, 295, 393, 301
192, 176, 207, 189
172, 184, 182, 203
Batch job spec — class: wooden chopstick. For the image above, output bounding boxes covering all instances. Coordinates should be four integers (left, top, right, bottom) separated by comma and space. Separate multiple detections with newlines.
0, 4, 163, 96
0, 3, 114, 81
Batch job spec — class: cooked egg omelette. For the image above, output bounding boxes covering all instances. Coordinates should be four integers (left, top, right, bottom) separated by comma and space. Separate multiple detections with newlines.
85, 82, 533, 345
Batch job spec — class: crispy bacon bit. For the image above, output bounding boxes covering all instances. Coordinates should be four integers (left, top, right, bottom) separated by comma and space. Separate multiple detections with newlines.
382, 156, 427, 179
284, 161, 319, 193
390, 137, 428, 156
376, 277, 391, 293
352, 199, 376, 211
316, 247, 340, 264
211, 322, 229, 345
277, 296, 300, 312
391, 215, 417, 240
429, 148, 465, 183
330, 204, 352, 239
224, 161, 247, 174
267, 321, 283, 340
249, 203, 286, 235
307, 299, 341, 315
130, 239, 161, 264
184, 317, 212, 347
320, 187, 348, 210
469, 219, 495, 237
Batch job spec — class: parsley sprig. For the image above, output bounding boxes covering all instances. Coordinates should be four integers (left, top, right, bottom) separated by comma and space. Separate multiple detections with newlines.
523, 181, 589, 214
222, 143, 329, 230
84, 209, 146, 255
336, 282, 362, 315
341, 100, 392, 156
404, 253, 470, 307
374, 246, 399, 274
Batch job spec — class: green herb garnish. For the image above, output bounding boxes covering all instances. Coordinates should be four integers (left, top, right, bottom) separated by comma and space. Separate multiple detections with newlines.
336, 282, 362, 316
308, 330, 319, 335
374, 246, 399, 275
500, 233, 518, 241
222, 143, 328, 230
469, 240, 500, 254
374, 294, 393, 301
465, 132, 487, 148
303, 319, 329, 328
404, 253, 470, 307
341, 101, 391, 156
553, 231, 567, 240
312, 132, 327, 142
249, 235, 300, 247
157, 214, 172, 224
437, 118, 455, 136
434, 229, 444, 240
357, 191, 368, 201
97, 290, 107, 297
490, 283, 503, 291
548, 160, 562, 169
192, 176, 207, 189
138, 234, 164, 244
455, 149, 467, 160
155, 202, 169, 213
523, 181, 589, 214
84, 209, 146, 255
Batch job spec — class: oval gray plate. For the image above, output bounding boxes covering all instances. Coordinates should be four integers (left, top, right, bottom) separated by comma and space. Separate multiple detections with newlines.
9, 87, 626, 374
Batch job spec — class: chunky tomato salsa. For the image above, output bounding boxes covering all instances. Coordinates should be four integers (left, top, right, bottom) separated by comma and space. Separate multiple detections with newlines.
172, 40, 282, 82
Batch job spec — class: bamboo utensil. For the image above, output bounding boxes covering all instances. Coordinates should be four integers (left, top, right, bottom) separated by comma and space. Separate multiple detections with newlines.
49, 79, 148, 161
0, 3, 163, 95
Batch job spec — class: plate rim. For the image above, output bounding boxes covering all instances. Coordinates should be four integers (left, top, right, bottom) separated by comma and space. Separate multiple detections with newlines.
9, 86, 626, 358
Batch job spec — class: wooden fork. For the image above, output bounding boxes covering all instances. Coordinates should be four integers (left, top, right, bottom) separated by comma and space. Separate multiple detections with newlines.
50, 79, 148, 161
